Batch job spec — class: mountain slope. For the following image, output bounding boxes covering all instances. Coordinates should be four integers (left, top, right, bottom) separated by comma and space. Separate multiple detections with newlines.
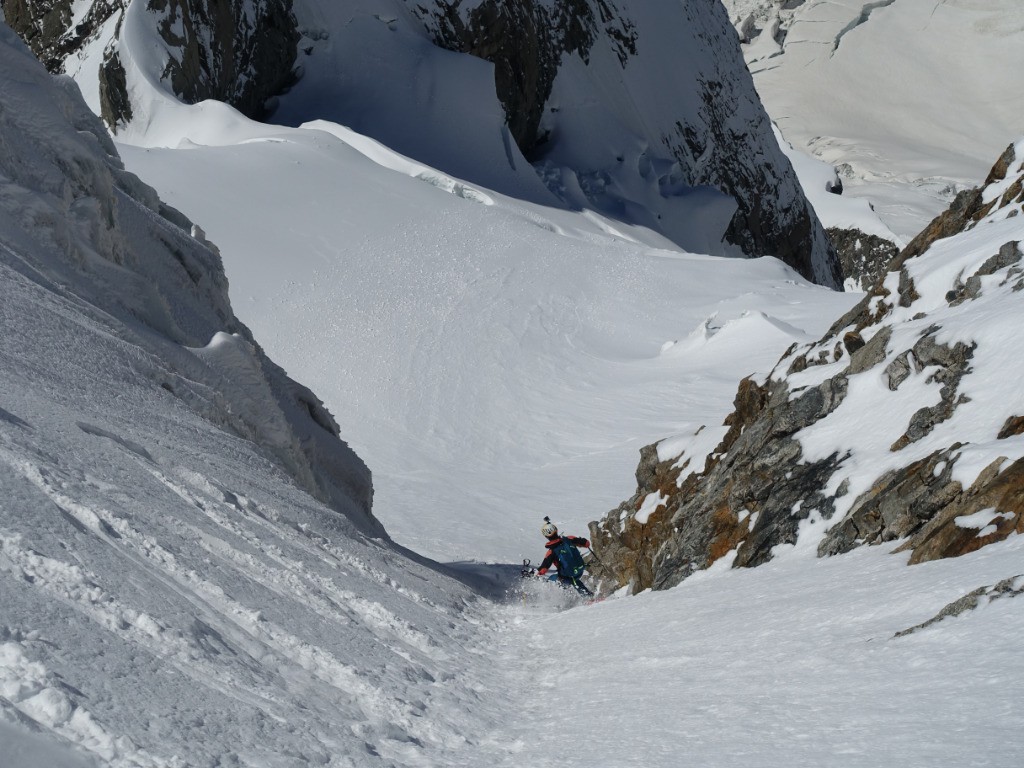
1, 0, 842, 286
119, 114, 857, 564
0, 23, 503, 766
593, 138, 1024, 592
3, 8, 1023, 768
724, 0, 1024, 239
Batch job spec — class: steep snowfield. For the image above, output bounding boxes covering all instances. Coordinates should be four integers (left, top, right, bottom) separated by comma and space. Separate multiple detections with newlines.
0, 271, 501, 766
120, 117, 856, 564
0, 23, 503, 767
725, 0, 1024, 238
5, 6, 1024, 768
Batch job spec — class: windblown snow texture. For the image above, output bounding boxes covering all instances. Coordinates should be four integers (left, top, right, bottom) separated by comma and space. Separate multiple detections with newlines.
0, 16, 376, 538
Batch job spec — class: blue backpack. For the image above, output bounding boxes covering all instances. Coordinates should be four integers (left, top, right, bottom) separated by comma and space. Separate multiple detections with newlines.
551, 538, 585, 579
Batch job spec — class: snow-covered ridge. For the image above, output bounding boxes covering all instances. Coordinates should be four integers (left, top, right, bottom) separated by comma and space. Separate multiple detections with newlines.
591, 137, 1024, 592
4, 0, 842, 286
0, 22, 521, 765
0, 20, 376, 537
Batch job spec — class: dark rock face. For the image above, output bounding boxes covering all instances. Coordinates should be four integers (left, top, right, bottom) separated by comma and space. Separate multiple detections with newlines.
675, 68, 840, 287
1, 0, 299, 127
1, 0, 118, 70
413, 0, 839, 287
591, 141, 1024, 593
414, 0, 636, 158
5, 0, 839, 287
828, 226, 900, 292
147, 0, 299, 123
99, 46, 132, 128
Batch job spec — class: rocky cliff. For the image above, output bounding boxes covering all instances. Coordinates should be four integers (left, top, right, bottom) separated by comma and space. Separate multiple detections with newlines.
2, 0, 841, 288
410, 0, 638, 160
591, 139, 1024, 592
828, 226, 900, 292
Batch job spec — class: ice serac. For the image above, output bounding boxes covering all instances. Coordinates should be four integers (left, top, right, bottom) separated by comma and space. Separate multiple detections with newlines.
591, 140, 1024, 593
0, 19, 376, 537
3, 0, 841, 287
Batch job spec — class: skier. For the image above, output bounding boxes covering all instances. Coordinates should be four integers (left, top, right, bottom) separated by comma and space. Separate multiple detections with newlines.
536, 518, 593, 596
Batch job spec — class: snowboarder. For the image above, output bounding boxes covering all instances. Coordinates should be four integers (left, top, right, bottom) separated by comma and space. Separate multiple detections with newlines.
536, 517, 593, 596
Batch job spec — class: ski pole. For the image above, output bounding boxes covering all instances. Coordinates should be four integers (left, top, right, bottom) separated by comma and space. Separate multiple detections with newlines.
585, 547, 605, 599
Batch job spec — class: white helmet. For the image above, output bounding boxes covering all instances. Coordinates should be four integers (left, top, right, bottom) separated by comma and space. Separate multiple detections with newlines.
541, 521, 558, 537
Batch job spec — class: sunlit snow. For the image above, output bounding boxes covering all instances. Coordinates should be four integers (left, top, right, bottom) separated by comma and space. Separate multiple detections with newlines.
2, 5, 1023, 768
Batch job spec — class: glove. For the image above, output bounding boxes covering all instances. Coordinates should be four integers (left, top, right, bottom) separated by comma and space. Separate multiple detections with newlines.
581, 539, 590, 548
537, 568, 548, 576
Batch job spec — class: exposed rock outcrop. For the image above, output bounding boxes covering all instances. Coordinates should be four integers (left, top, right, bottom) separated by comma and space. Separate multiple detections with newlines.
148, 0, 299, 121
901, 143, 1024, 262
2, 0, 114, 69
0, 0, 299, 127
828, 226, 900, 292
413, 0, 840, 286
592, 141, 1024, 592
414, 0, 637, 158
894, 575, 1024, 638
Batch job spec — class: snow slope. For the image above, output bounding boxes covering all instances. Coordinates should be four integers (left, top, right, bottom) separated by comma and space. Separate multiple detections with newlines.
725, 0, 1024, 238
0, 23, 505, 766
24, 0, 841, 284
4, 10, 1023, 768
2, 0, 858, 562
120, 115, 857, 564
508, 538, 1024, 768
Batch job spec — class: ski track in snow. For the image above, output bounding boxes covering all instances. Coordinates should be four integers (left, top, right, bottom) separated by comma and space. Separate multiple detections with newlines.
8, 166, 1018, 763
3, 8, 1023, 766
0, 256, 509, 767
